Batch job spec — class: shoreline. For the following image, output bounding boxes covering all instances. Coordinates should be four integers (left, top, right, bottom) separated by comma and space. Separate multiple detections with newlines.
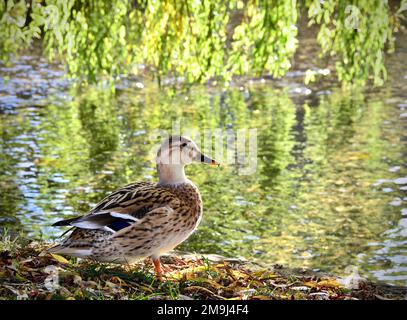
1, 237, 406, 300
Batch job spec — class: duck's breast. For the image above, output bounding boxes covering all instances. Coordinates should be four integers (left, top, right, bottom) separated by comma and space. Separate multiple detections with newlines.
154, 182, 203, 253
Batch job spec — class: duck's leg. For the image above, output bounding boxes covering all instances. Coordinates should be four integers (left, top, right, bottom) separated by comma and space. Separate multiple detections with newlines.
152, 257, 163, 280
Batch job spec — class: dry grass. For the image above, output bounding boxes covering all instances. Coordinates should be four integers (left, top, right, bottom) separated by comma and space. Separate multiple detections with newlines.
1, 236, 406, 300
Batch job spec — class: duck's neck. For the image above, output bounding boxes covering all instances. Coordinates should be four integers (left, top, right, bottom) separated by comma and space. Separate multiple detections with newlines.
157, 164, 187, 185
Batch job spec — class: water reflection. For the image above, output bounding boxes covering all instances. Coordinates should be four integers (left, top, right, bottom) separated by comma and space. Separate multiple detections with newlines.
1, 39, 407, 286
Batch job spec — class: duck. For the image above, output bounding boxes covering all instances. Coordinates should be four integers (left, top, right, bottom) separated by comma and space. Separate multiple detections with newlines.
49, 135, 219, 278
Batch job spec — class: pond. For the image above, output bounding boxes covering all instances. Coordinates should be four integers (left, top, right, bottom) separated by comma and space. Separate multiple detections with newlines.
1, 33, 407, 287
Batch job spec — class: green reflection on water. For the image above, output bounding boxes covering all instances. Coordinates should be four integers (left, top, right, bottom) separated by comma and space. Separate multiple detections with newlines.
1, 70, 407, 286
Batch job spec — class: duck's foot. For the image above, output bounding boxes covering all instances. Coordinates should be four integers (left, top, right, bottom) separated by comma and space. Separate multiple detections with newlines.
152, 257, 174, 280
171, 256, 189, 266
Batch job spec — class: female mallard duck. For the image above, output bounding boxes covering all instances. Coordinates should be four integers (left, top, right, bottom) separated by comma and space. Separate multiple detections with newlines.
49, 136, 219, 278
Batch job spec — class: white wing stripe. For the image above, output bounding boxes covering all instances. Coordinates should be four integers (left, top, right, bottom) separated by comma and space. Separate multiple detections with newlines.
110, 212, 139, 221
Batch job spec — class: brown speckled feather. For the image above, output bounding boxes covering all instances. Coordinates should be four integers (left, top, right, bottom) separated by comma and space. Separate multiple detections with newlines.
89, 182, 161, 215
50, 181, 203, 263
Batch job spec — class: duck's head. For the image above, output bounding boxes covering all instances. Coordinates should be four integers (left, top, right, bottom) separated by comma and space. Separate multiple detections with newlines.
156, 135, 219, 184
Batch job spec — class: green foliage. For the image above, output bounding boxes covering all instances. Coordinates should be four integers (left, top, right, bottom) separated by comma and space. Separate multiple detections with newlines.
228, 0, 298, 79
0, 0, 39, 60
307, 0, 404, 86
34, 0, 131, 82
0, 0, 405, 86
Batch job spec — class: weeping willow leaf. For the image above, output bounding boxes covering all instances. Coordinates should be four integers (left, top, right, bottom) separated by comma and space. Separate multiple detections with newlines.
0, 0, 403, 86
304, 69, 316, 85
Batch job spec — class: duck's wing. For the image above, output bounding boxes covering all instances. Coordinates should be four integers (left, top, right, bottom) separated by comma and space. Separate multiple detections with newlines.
48, 206, 175, 259
52, 181, 181, 232
112, 206, 174, 241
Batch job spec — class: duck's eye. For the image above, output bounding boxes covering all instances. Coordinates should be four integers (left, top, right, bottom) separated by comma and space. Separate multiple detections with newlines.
180, 143, 188, 148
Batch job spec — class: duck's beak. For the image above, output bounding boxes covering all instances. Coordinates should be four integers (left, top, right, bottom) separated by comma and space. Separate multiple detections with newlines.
197, 152, 220, 167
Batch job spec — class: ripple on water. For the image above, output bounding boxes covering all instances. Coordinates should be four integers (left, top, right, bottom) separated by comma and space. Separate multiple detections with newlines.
373, 176, 407, 186
389, 198, 403, 207
0, 95, 27, 109
15, 162, 34, 169
371, 267, 407, 282
366, 215, 407, 284
49, 175, 70, 184
394, 177, 407, 185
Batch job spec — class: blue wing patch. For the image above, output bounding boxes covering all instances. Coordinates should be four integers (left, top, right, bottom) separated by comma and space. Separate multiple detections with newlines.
108, 220, 132, 231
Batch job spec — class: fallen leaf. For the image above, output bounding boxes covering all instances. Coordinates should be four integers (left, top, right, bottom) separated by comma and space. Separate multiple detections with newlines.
304, 281, 318, 288
50, 254, 70, 264
251, 295, 272, 300
318, 279, 343, 289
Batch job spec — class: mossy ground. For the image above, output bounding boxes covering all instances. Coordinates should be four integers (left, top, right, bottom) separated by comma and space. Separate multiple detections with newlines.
1, 235, 406, 300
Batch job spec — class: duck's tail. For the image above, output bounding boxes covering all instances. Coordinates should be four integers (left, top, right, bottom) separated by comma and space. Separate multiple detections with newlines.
47, 228, 100, 258
47, 243, 93, 258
